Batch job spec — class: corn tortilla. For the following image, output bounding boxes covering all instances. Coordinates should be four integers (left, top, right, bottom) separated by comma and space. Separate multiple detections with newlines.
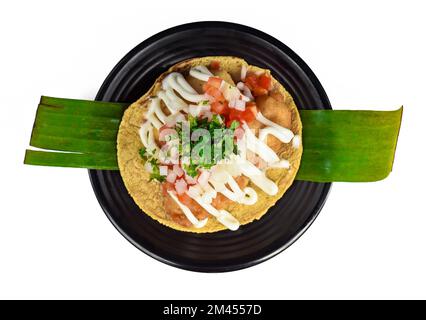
117, 56, 303, 233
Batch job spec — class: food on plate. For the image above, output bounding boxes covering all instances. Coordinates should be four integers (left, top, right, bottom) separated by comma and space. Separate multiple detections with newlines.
117, 56, 302, 232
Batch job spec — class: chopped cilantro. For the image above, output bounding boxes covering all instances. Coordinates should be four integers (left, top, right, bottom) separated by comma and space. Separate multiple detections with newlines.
229, 120, 240, 130
139, 147, 165, 183
183, 163, 198, 177
149, 164, 166, 182
188, 114, 197, 129
141, 114, 240, 181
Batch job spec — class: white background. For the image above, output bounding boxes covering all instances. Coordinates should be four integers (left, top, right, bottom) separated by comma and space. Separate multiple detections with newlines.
1, 0, 425, 299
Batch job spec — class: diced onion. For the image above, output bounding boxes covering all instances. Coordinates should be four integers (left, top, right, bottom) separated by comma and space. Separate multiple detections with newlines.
144, 162, 153, 173
166, 171, 177, 183
229, 98, 247, 110
159, 166, 168, 176
173, 164, 184, 177
175, 178, 187, 195
242, 85, 254, 100
234, 99, 246, 111
220, 81, 251, 103
185, 174, 198, 185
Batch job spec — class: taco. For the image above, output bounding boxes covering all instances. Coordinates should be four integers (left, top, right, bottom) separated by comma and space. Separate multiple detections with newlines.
117, 56, 302, 233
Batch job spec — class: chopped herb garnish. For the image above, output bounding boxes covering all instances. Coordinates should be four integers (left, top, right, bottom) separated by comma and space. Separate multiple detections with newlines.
183, 163, 198, 177
139, 147, 166, 182
149, 164, 165, 182
229, 120, 240, 130
188, 114, 198, 129
140, 114, 240, 182
209, 114, 223, 129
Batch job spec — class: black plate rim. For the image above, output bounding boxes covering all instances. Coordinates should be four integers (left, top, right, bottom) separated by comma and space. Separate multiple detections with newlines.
89, 21, 332, 272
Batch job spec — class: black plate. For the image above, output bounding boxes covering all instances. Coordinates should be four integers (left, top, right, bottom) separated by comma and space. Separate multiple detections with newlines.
89, 22, 332, 272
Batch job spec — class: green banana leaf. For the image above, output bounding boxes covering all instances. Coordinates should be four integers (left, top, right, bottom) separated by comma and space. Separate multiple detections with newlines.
40, 96, 127, 118
24, 150, 118, 170
24, 97, 402, 182
296, 108, 402, 182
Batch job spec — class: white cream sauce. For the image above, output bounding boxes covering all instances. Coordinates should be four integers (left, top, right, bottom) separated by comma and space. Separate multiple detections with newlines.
162, 73, 207, 103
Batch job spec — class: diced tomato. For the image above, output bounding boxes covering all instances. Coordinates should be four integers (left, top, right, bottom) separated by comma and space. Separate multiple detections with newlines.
240, 110, 256, 123
228, 109, 247, 123
162, 181, 175, 196
206, 77, 223, 89
205, 86, 225, 102
246, 102, 258, 115
211, 101, 229, 115
203, 77, 224, 102
258, 74, 271, 90
210, 60, 221, 70
227, 102, 257, 124
244, 73, 270, 97
228, 108, 242, 122
244, 74, 258, 90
